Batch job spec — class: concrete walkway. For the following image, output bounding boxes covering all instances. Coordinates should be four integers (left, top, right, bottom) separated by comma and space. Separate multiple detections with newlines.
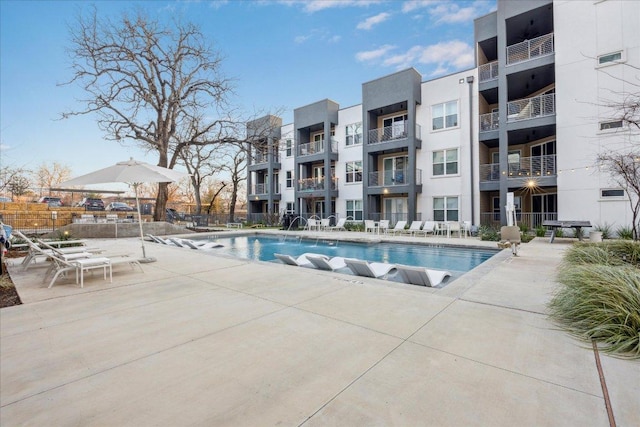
1, 232, 638, 426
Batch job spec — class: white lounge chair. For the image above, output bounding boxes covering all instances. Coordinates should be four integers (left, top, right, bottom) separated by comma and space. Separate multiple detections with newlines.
404, 221, 424, 236
364, 220, 377, 233
305, 219, 319, 231
180, 239, 224, 250
344, 258, 397, 279
389, 221, 407, 235
320, 218, 330, 231
305, 254, 347, 271
327, 218, 347, 232
416, 221, 436, 237
396, 265, 451, 287
379, 220, 390, 234
274, 252, 326, 267
45, 252, 143, 288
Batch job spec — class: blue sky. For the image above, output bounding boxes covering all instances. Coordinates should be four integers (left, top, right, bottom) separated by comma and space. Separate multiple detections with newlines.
0, 0, 496, 178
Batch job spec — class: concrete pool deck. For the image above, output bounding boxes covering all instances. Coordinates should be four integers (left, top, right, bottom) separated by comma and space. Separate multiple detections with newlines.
1, 231, 638, 426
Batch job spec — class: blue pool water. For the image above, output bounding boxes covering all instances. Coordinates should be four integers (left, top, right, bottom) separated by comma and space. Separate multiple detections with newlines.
193, 234, 498, 278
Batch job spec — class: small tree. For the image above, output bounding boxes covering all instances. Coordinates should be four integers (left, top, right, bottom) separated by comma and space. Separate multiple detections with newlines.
33, 162, 72, 197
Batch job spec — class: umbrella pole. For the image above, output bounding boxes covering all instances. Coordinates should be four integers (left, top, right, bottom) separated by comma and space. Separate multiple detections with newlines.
134, 183, 156, 263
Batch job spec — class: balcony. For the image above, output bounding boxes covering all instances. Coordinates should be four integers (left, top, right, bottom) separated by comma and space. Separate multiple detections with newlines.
480, 111, 499, 132
507, 93, 555, 122
479, 61, 499, 82
252, 151, 280, 165
506, 33, 554, 65
368, 123, 421, 144
297, 177, 338, 192
368, 169, 422, 187
298, 138, 338, 157
250, 183, 281, 195
479, 155, 557, 181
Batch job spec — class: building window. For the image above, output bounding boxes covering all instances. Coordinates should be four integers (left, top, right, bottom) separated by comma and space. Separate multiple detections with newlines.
286, 139, 293, 157
600, 188, 625, 198
345, 123, 362, 146
286, 171, 293, 188
346, 200, 363, 221
433, 196, 459, 221
433, 149, 458, 176
599, 120, 623, 131
598, 51, 623, 66
345, 161, 363, 183
432, 101, 458, 130
286, 202, 295, 214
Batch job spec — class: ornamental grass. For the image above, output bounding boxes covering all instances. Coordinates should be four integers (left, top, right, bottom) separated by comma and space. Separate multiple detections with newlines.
549, 243, 640, 359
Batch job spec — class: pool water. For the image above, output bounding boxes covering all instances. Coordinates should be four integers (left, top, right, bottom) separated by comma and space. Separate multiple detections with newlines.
194, 234, 498, 278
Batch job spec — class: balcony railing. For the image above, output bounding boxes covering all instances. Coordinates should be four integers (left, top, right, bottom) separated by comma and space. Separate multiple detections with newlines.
480, 111, 499, 132
368, 123, 421, 144
250, 183, 281, 195
368, 169, 422, 187
507, 32, 554, 65
507, 93, 555, 122
297, 177, 338, 192
252, 151, 280, 164
297, 138, 338, 157
479, 60, 499, 82
479, 155, 557, 181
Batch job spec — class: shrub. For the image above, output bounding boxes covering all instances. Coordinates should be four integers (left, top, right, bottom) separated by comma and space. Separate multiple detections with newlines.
616, 225, 634, 240
535, 225, 546, 237
519, 223, 529, 234
555, 228, 564, 238
549, 264, 640, 359
594, 222, 613, 240
478, 225, 500, 241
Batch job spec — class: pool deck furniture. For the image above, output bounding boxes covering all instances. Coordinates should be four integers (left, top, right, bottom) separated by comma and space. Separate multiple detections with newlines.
344, 258, 397, 279
403, 221, 424, 236
180, 239, 224, 250
499, 226, 522, 256
326, 218, 347, 232
396, 265, 451, 287
226, 223, 243, 229
416, 221, 436, 237
274, 252, 327, 267
305, 254, 347, 271
542, 220, 592, 243
388, 220, 408, 236
364, 220, 378, 234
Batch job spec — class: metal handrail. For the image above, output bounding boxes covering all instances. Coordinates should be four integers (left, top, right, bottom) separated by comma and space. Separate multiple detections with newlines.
507, 32, 554, 65
479, 61, 499, 82
479, 111, 499, 131
507, 93, 555, 121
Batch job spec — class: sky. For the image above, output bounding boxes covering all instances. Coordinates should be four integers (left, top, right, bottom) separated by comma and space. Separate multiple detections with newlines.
0, 0, 496, 181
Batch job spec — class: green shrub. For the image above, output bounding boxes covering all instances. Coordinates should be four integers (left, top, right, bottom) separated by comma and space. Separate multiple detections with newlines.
594, 222, 613, 240
564, 241, 640, 267
549, 264, 640, 359
478, 225, 500, 241
345, 221, 363, 232
519, 223, 529, 234
555, 228, 564, 238
616, 225, 634, 240
535, 225, 546, 237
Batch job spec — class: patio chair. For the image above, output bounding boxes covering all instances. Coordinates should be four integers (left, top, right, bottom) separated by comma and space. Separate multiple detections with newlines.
416, 221, 436, 237
320, 218, 330, 231
305, 219, 319, 231
449, 222, 462, 238
378, 220, 390, 234
364, 220, 377, 233
396, 265, 451, 287
499, 226, 521, 256
388, 220, 407, 235
344, 258, 397, 279
327, 218, 347, 232
403, 221, 424, 236
305, 254, 347, 271
274, 252, 327, 267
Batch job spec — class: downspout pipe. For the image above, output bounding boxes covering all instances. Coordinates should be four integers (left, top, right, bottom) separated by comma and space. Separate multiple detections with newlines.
467, 75, 475, 226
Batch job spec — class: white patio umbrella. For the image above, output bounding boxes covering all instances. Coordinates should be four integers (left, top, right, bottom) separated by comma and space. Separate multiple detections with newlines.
61, 158, 188, 263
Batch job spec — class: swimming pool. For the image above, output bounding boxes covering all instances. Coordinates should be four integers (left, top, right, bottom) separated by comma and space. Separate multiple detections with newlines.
193, 234, 498, 280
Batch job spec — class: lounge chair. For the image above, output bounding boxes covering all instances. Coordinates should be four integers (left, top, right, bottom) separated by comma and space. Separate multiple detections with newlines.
305, 254, 347, 271
45, 252, 143, 288
274, 252, 327, 267
416, 221, 436, 237
404, 221, 424, 236
344, 258, 397, 279
327, 218, 347, 232
378, 220, 390, 234
389, 220, 407, 235
305, 219, 319, 231
364, 220, 378, 233
14, 230, 98, 269
180, 239, 224, 250
320, 218, 330, 231
168, 238, 187, 247
396, 265, 451, 287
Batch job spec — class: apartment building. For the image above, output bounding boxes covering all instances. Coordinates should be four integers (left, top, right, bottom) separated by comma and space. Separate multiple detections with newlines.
247, 0, 639, 231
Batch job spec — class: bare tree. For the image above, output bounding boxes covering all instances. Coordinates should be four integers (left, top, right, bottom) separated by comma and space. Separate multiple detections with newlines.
178, 142, 224, 215
33, 162, 72, 197
221, 146, 247, 223
61, 9, 231, 220
1, 165, 30, 197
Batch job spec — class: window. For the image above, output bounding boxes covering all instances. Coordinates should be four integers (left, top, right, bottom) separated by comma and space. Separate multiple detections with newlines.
433, 196, 459, 221
345, 161, 363, 183
433, 149, 458, 176
286, 171, 293, 188
600, 120, 623, 131
346, 200, 363, 221
383, 114, 408, 139
286, 202, 295, 214
598, 51, 623, 65
432, 101, 458, 130
345, 123, 362, 146
286, 139, 293, 157
601, 188, 625, 198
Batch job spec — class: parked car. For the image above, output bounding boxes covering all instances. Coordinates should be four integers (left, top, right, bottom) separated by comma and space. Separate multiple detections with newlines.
106, 202, 134, 212
0, 197, 12, 202
38, 196, 63, 207
77, 197, 105, 211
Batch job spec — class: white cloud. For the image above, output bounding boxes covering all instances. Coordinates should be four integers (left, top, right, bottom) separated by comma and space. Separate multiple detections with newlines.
277, 0, 384, 13
356, 12, 391, 30
294, 34, 310, 44
402, 0, 495, 22
358, 40, 474, 76
355, 44, 396, 62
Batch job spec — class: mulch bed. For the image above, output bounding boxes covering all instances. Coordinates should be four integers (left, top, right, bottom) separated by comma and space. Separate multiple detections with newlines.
1, 250, 24, 308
